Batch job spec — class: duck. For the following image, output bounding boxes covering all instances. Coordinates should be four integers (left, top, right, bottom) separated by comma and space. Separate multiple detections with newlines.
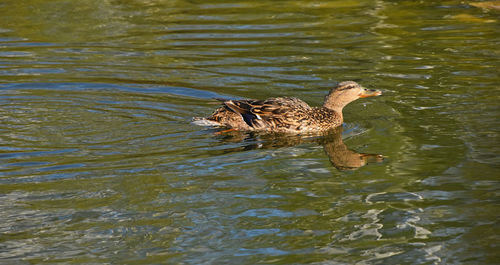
192, 81, 381, 134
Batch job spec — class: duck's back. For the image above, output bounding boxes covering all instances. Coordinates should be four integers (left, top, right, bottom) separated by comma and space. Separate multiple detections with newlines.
197, 96, 341, 133
207, 97, 338, 133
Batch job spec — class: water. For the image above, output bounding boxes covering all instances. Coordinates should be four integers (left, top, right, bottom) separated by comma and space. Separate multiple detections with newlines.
1, 0, 499, 264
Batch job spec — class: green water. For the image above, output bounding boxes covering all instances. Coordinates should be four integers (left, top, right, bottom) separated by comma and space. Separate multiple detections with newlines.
1, 0, 499, 264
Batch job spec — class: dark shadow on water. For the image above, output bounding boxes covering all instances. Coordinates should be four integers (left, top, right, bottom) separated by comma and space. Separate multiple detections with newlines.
213, 126, 384, 171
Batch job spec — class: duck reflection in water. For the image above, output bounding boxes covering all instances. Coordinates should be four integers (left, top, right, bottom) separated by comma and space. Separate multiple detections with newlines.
319, 127, 384, 170
214, 126, 383, 170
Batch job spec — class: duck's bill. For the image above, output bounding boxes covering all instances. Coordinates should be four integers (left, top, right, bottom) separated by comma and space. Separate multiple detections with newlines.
359, 88, 382, 98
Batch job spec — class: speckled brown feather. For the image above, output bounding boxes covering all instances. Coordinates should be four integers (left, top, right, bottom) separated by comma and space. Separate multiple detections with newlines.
206, 97, 341, 133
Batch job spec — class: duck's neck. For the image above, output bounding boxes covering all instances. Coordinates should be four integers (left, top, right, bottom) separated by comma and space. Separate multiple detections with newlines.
323, 95, 348, 123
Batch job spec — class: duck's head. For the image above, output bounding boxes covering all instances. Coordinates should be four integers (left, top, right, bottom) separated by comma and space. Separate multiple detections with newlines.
323, 81, 382, 111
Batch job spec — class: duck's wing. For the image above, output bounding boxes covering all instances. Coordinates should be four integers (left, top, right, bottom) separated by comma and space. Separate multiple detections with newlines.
223, 97, 312, 130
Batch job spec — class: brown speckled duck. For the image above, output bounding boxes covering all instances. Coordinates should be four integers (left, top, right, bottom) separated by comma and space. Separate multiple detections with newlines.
193, 81, 381, 134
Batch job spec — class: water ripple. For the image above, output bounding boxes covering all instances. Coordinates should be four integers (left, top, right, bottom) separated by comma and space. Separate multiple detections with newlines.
0, 0, 498, 264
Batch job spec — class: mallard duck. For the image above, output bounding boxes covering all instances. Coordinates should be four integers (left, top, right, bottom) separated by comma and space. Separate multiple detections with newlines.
193, 81, 381, 134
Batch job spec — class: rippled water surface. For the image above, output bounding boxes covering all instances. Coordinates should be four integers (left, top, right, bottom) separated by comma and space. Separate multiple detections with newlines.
1, 0, 499, 264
